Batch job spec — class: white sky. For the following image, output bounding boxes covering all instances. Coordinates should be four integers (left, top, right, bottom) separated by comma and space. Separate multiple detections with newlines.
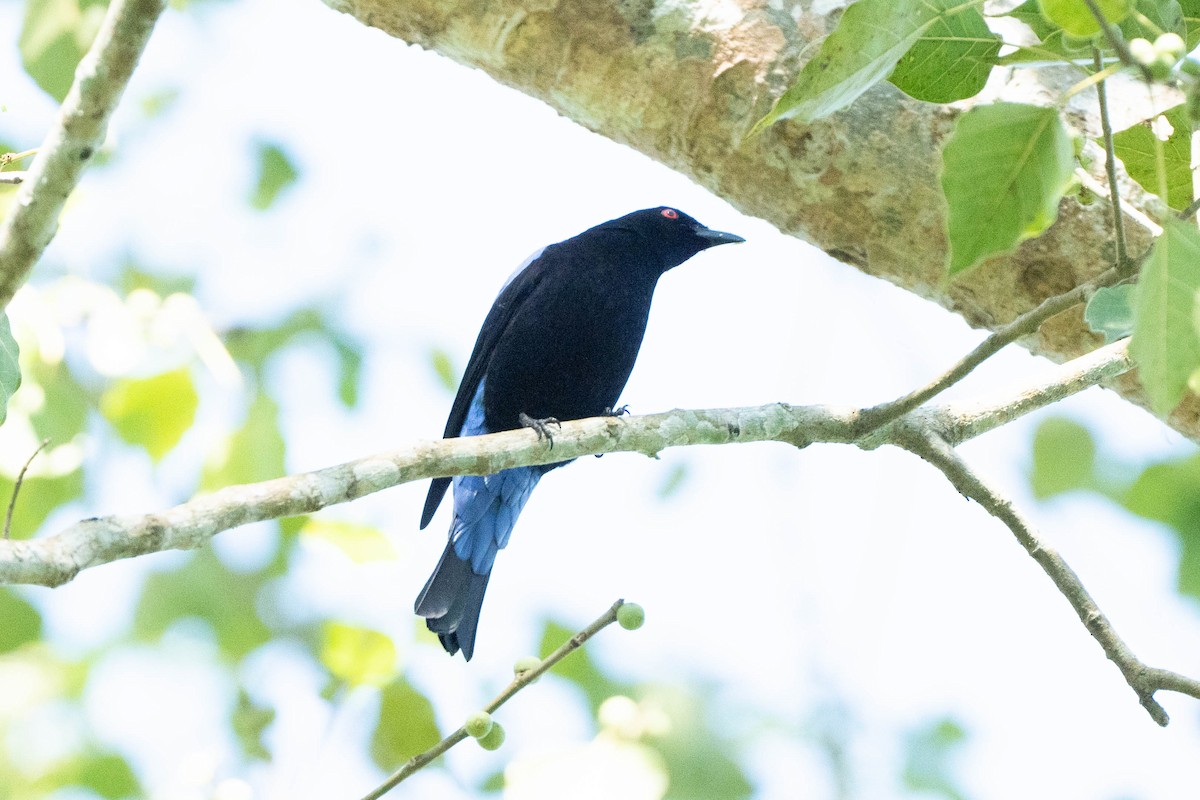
4, 0, 1200, 797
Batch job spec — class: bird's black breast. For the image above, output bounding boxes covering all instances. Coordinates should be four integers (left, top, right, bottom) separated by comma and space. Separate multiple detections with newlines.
482, 232, 659, 432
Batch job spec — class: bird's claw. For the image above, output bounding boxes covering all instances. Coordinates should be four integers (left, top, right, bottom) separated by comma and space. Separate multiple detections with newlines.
519, 412, 561, 448
604, 404, 630, 417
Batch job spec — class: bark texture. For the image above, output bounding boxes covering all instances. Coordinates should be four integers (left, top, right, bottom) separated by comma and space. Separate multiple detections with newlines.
320, 0, 1185, 436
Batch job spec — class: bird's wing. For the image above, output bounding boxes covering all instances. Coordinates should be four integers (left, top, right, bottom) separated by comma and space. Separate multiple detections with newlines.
420, 246, 553, 529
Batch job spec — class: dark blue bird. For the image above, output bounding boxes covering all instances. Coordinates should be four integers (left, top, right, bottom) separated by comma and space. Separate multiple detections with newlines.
415, 207, 744, 659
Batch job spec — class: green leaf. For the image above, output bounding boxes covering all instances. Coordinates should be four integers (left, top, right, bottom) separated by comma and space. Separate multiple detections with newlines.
1122, 455, 1200, 598
998, 3, 1093, 65
134, 548, 273, 660
942, 104, 1074, 275
1181, 0, 1200, 48
753, 0, 971, 130
0, 587, 42, 653
0, 314, 20, 425
1008, 0, 1060, 38
202, 391, 285, 490
321, 622, 397, 687
1084, 284, 1135, 343
18, 0, 108, 102
902, 717, 969, 800
1039, 0, 1132, 36
1130, 217, 1200, 416
1113, 105, 1193, 210
75, 751, 141, 800
429, 347, 458, 393
301, 519, 396, 562
888, 7, 1000, 103
656, 461, 690, 500
1119, 0, 1185, 40
28, 357, 88, 444
249, 141, 299, 211
333, 338, 361, 407
370, 679, 441, 770
100, 368, 198, 461
232, 688, 275, 761
1029, 417, 1097, 499
641, 687, 752, 800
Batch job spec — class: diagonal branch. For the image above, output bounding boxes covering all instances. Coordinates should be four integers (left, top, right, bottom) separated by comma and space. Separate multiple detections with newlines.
0, 0, 167, 309
895, 425, 1200, 726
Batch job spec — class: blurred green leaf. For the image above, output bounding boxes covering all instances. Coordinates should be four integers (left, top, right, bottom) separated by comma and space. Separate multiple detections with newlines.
1084, 285, 1135, 344
1119, 0, 1185, 40
134, 547, 273, 660
333, 339, 361, 407
479, 770, 505, 793
1112, 104, 1193, 211
74, 751, 140, 800
888, 6, 1000, 103
140, 87, 180, 119
232, 688, 275, 761
943, 103, 1074, 275
301, 518, 396, 562
0, 314, 20, 425
1030, 417, 1097, 499
27, 358, 88, 445
656, 462, 690, 500
1039, 0, 1131, 36
321, 622, 397, 687
370, 678, 441, 770
641, 686, 753, 800
203, 390, 285, 490
19, 0, 109, 102
117, 262, 195, 298
249, 141, 299, 211
100, 368, 198, 461
0, 587, 42, 653
0, 469, 84, 539
902, 717, 968, 800
1130, 217, 1200, 416
538, 619, 630, 713
430, 347, 458, 393
1182, 0, 1200, 48
1122, 454, 1200, 598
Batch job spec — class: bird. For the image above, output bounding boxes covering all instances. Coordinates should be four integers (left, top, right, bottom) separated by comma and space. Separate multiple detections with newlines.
415, 207, 745, 660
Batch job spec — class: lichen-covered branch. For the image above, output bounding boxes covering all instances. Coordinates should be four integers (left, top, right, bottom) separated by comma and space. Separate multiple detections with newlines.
0, 340, 1131, 587
314, 0, 1188, 437
0, 0, 166, 308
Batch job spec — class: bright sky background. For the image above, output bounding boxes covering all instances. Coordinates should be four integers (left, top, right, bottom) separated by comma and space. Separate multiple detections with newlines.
4, 0, 1200, 797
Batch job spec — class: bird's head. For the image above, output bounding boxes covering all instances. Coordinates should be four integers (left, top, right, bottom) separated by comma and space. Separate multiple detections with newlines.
609, 207, 745, 271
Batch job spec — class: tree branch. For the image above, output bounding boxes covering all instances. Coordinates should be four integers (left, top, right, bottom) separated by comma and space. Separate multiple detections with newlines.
0, 340, 1132, 587
360, 600, 628, 799
895, 425, 1198, 726
0, 0, 166, 309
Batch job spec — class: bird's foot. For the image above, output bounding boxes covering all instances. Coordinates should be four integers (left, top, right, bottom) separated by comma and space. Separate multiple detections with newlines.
604, 404, 630, 417
519, 412, 561, 449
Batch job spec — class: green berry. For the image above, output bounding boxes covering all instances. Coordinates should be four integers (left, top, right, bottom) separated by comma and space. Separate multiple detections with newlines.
513, 656, 541, 676
477, 721, 506, 751
1129, 37, 1156, 66
617, 602, 645, 631
465, 711, 493, 739
1156, 32, 1186, 61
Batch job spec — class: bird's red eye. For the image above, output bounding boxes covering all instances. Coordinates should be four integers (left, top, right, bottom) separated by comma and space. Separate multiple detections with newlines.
661, 209, 679, 219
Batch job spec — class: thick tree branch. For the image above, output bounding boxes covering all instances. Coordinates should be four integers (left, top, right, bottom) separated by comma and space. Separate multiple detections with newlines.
896, 426, 1200, 726
0, 340, 1131, 587
0, 0, 166, 308
316, 0, 1195, 437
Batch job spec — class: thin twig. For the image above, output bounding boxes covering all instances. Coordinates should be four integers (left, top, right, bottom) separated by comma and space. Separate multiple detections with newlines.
4, 439, 50, 540
897, 427, 1199, 726
0, 0, 166, 309
359, 600, 627, 799
853, 268, 1122, 437
1177, 194, 1200, 221
0, 149, 37, 168
1082, 0, 1154, 81
0, 174, 25, 186
1093, 47, 1130, 273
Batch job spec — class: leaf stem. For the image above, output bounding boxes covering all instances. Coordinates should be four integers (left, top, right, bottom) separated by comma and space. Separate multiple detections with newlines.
1093, 47, 1131, 273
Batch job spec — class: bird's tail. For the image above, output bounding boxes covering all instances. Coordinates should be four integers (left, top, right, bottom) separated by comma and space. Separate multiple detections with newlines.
414, 542, 491, 661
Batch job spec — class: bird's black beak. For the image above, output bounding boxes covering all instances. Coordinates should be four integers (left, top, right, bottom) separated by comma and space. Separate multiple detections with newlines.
693, 226, 746, 247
